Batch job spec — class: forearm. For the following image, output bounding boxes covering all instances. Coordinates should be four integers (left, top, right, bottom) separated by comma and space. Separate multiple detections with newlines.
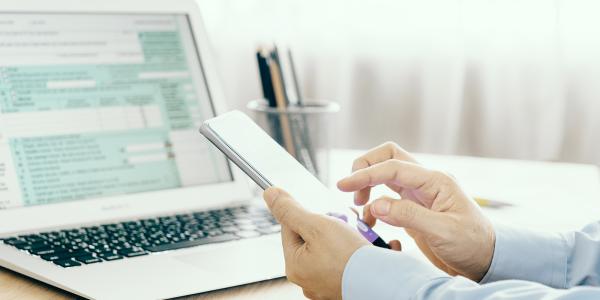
343, 246, 600, 300
342, 246, 447, 300
480, 224, 568, 288
417, 276, 600, 300
482, 222, 600, 288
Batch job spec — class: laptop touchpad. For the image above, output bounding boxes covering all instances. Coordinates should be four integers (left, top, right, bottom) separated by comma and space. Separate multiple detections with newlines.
174, 242, 284, 278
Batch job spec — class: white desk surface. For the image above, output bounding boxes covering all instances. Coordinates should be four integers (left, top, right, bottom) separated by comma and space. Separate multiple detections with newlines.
2, 149, 599, 299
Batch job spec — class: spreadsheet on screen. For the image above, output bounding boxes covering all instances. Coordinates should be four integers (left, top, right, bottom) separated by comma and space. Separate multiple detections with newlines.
0, 13, 231, 209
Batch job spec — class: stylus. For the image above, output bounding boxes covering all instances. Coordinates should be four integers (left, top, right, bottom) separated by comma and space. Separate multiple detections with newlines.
327, 211, 390, 249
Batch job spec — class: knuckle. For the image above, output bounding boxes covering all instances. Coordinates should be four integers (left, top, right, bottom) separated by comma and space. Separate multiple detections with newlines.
424, 171, 449, 198
386, 158, 403, 167
435, 170, 458, 188
383, 141, 399, 151
365, 169, 375, 186
430, 170, 453, 185
393, 202, 418, 225
430, 170, 447, 180
352, 157, 367, 170
398, 202, 417, 219
384, 159, 403, 178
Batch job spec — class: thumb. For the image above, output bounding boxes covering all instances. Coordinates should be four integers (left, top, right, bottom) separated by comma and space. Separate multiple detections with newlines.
370, 197, 447, 236
263, 187, 315, 238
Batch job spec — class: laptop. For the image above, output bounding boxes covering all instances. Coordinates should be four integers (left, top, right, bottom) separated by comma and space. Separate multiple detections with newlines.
0, 0, 286, 299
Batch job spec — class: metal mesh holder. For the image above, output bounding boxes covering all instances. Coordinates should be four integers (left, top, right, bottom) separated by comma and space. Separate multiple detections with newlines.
247, 99, 340, 184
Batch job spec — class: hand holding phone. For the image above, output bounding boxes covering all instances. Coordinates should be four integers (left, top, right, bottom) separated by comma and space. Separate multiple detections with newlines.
199, 110, 389, 248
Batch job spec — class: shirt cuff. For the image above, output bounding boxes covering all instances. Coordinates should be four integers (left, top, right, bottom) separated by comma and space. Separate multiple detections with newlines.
480, 224, 568, 288
342, 245, 448, 300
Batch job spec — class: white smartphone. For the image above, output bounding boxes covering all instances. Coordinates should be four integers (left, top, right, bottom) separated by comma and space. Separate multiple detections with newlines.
199, 110, 338, 213
199, 110, 390, 248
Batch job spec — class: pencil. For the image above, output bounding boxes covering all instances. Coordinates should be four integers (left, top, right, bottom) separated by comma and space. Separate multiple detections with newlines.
474, 197, 513, 208
268, 50, 296, 157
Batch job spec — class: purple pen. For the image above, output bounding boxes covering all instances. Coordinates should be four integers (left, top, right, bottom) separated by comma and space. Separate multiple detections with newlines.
327, 209, 390, 249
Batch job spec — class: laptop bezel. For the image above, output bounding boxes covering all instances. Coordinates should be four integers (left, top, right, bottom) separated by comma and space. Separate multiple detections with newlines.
0, 0, 254, 235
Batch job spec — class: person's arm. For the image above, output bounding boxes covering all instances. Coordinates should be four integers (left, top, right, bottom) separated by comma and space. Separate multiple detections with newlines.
337, 142, 600, 286
482, 221, 600, 288
259, 141, 600, 299
343, 246, 600, 300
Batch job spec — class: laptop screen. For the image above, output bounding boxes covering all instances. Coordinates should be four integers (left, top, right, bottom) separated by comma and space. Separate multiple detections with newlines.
0, 13, 232, 209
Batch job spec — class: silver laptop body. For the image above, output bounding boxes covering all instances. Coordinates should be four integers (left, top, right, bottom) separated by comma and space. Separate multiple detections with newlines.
0, 1, 284, 299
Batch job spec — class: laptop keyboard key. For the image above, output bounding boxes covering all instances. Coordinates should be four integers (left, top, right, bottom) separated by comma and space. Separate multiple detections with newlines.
30, 247, 66, 256
76, 256, 103, 264
4, 239, 28, 246
20, 234, 45, 243
41, 252, 72, 261
68, 249, 94, 257
98, 252, 123, 261
14, 243, 35, 251
118, 248, 148, 257
53, 259, 81, 268
145, 234, 238, 253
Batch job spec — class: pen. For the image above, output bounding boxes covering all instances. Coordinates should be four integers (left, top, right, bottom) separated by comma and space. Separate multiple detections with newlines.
474, 197, 513, 208
327, 209, 390, 249
256, 49, 276, 107
355, 217, 390, 248
348, 207, 390, 248
287, 48, 303, 106
268, 47, 296, 157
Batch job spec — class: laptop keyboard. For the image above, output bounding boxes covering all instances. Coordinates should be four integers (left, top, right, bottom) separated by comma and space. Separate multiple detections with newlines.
0, 205, 280, 268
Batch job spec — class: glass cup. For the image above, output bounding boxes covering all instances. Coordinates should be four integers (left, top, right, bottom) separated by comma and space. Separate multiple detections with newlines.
247, 99, 340, 185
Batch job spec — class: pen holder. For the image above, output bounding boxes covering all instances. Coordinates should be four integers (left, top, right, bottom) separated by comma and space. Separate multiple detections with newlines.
247, 99, 340, 185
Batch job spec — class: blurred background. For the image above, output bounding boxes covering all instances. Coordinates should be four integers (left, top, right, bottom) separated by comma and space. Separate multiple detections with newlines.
197, 0, 600, 166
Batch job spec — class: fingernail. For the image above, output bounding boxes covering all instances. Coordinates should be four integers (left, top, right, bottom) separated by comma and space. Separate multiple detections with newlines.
373, 200, 391, 215
264, 188, 280, 205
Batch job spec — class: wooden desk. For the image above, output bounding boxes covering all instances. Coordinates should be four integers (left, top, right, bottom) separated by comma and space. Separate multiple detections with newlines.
0, 268, 301, 300
2, 149, 599, 299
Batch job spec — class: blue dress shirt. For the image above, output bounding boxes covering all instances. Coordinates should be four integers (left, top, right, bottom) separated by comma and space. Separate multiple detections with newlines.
342, 222, 600, 299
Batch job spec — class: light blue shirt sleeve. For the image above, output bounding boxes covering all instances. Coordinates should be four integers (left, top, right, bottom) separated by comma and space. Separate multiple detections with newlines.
342, 221, 600, 300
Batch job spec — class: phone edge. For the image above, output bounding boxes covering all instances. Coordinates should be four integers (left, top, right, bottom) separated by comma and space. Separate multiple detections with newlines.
199, 122, 273, 190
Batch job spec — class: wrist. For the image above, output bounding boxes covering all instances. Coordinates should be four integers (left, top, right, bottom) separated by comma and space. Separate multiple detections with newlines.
342, 246, 448, 300
474, 222, 496, 281
479, 224, 567, 287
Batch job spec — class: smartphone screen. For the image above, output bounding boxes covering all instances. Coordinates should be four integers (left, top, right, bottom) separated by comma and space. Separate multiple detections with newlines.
200, 111, 348, 215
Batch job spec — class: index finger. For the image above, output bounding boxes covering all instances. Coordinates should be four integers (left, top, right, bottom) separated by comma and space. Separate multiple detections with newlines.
338, 160, 436, 200
351, 142, 417, 172
348, 142, 417, 205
